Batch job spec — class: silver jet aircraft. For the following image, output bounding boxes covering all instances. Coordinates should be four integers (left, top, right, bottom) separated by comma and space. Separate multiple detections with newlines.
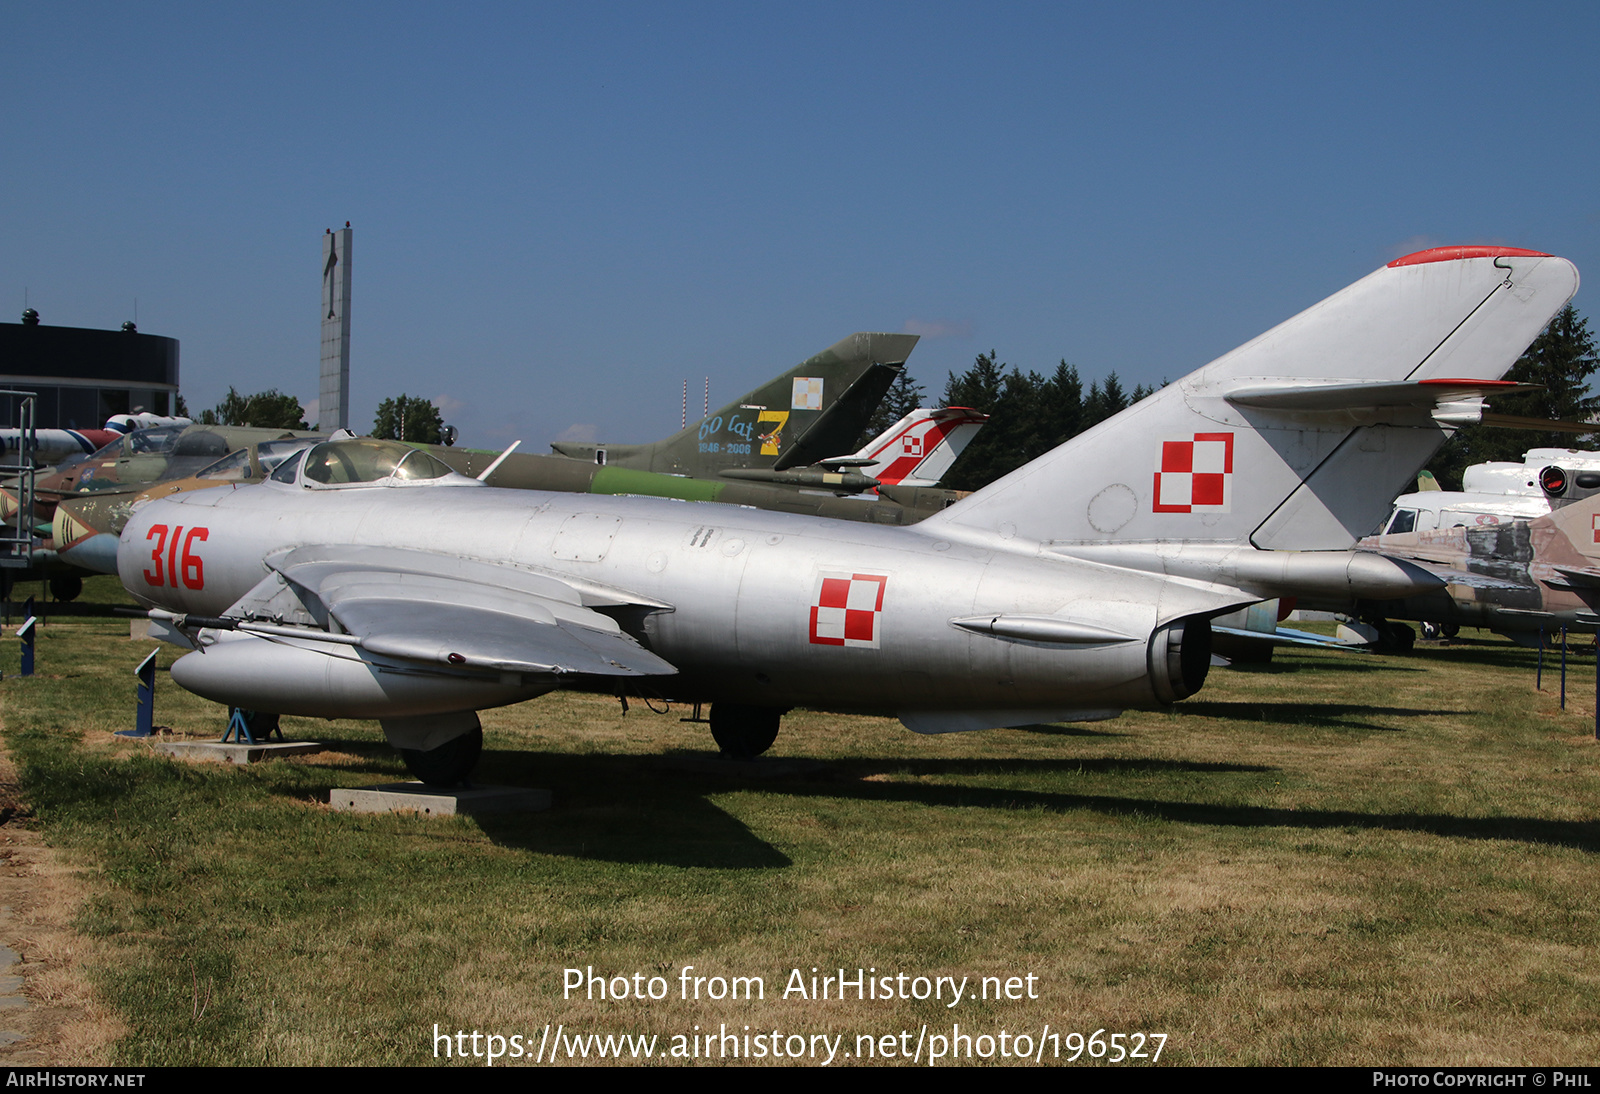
118, 246, 1579, 784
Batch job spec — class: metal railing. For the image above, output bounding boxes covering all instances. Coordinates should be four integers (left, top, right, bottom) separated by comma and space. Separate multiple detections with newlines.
0, 390, 39, 571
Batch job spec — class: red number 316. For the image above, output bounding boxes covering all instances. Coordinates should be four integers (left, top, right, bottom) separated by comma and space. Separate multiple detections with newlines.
143, 524, 208, 590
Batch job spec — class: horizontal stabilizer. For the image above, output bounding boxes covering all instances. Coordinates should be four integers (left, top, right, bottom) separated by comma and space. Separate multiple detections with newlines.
1211, 625, 1368, 651
1548, 566, 1600, 592
1224, 378, 1535, 411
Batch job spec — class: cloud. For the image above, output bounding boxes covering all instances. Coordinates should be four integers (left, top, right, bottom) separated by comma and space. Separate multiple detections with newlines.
555, 423, 597, 443
902, 318, 973, 339
432, 393, 467, 419
301, 397, 320, 428
1385, 235, 1442, 262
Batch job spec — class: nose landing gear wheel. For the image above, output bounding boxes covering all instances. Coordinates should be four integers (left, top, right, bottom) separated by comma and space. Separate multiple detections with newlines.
709, 704, 782, 759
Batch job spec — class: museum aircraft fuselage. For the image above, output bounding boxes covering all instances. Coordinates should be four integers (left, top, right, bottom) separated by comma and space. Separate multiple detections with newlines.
118, 246, 1580, 783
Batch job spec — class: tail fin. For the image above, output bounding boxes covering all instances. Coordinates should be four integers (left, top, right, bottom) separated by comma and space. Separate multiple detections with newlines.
771, 361, 905, 471
551, 332, 918, 476
826, 406, 989, 486
918, 247, 1579, 550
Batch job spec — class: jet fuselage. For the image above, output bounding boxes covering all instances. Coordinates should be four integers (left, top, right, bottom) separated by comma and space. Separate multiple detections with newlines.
120, 480, 1207, 720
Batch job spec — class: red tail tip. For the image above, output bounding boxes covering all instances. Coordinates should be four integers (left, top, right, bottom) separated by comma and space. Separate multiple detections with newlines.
1388, 246, 1551, 268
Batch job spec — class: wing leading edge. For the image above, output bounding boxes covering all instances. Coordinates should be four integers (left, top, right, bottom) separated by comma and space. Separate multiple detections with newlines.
227, 544, 678, 678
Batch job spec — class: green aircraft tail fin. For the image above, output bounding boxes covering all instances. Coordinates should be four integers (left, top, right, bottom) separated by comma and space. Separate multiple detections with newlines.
552, 332, 918, 476
772, 361, 904, 472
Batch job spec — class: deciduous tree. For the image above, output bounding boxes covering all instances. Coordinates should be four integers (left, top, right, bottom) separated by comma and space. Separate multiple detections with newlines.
373, 394, 444, 444
201, 388, 308, 429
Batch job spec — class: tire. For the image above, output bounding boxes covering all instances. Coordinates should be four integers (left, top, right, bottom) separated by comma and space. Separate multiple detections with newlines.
49, 575, 82, 602
1380, 622, 1416, 652
709, 704, 782, 759
401, 725, 483, 787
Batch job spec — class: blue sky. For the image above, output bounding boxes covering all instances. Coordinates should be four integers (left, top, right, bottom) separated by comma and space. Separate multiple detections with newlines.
6, 2, 1598, 448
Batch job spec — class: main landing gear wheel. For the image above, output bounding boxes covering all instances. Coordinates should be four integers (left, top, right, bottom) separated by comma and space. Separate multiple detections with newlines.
49, 575, 82, 602
709, 704, 782, 759
401, 725, 483, 787
1376, 621, 1416, 652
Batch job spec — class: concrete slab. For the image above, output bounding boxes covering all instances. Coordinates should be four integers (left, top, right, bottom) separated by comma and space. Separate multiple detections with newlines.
150, 740, 325, 765
328, 783, 550, 816
654, 752, 827, 779
0, 945, 24, 1019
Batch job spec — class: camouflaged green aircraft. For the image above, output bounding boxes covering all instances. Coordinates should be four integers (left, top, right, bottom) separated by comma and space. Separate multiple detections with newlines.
1358, 464, 1600, 645
2, 423, 323, 527
425, 331, 992, 524
548, 331, 917, 480
52, 333, 981, 578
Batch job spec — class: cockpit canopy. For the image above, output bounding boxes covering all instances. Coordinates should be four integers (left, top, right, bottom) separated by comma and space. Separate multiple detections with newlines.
87, 424, 189, 460
272, 439, 479, 489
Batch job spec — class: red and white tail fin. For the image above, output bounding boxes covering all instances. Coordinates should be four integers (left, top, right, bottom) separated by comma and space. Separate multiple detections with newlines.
827, 406, 988, 487
917, 247, 1580, 551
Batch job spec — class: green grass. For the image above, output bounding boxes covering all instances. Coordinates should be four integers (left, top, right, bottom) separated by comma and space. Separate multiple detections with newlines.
3, 579, 1599, 1065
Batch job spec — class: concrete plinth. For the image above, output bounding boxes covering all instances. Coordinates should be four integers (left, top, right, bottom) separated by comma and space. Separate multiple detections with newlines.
655, 752, 826, 779
150, 740, 325, 765
328, 783, 550, 816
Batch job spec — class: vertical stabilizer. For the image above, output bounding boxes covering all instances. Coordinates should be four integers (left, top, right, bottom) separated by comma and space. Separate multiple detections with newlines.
551, 332, 919, 476
829, 406, 989, 486
770, 361, 905, 471
918, 248, 1580, 551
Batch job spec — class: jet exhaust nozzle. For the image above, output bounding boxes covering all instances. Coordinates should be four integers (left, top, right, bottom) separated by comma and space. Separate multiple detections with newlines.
1148, 615, 1211, 704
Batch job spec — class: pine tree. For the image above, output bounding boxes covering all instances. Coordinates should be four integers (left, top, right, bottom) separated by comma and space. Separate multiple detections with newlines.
939, 352, 1011, 489
1426, 305, 1598, 488
1082, 372, 1129, 430
860, 369, 926, 443
1040, 361, 1084, 445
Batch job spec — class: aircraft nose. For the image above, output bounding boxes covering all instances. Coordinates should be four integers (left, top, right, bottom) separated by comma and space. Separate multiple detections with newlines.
58, 533, 119, 575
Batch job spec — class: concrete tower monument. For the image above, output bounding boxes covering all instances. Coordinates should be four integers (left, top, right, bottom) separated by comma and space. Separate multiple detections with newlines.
320, 225, 353, 430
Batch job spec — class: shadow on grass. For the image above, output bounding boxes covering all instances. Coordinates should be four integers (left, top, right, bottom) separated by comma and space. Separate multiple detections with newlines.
836, 756, 1272, 778
1220, 657, 1423, 675
1428, 650, 1581, 674
275, 743, 794, 870
1012, 722, 1126, 737
478, 749, 792, 869
774, 777, 1600, 853
1173, 700, 1444, 731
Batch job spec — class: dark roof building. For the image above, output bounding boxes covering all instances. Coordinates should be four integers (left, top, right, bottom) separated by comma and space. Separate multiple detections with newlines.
0, 311, 179, 429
